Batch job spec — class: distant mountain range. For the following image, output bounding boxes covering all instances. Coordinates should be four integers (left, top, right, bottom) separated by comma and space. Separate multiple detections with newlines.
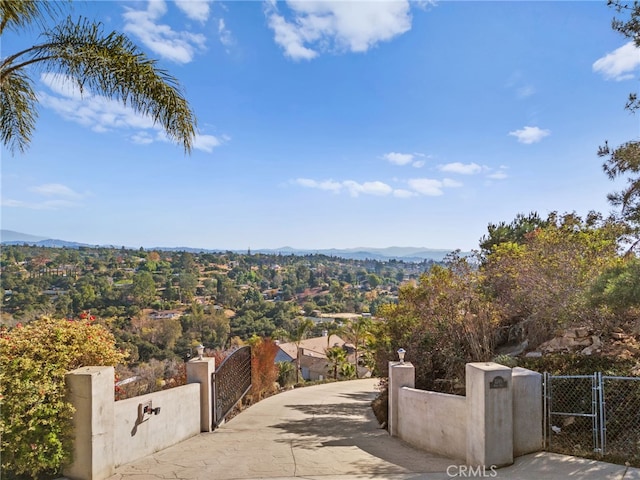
0, 230, 460, 262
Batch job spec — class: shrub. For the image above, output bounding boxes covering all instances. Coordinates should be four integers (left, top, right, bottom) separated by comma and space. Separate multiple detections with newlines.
372, 258, 499, 393
277, 361, 296, 388
0, 317, 126, 479
249, 337, 279, 401
114, 359, 186, 401
371, 379, 388, 428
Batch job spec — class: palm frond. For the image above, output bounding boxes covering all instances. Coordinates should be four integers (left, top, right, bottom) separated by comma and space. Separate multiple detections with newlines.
1, 16, 197, 153
0, 70, 37, 154
0, 0, 65, 36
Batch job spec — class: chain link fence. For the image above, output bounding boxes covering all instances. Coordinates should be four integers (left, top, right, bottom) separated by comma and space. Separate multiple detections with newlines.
544, 374, 601, 459
602, 376, 640, 465
544, 373, 640, 467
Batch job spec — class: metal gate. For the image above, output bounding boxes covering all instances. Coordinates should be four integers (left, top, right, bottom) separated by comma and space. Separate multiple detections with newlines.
544, 372, 640, 463
212, 346, 252, 429
543, 373, 603, 456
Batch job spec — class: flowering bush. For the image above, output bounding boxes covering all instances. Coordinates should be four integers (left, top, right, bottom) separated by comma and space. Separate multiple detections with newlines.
0, 317, 126, 479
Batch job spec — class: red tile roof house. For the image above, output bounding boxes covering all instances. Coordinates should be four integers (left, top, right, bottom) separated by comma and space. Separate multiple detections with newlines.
275, 335, 369, 381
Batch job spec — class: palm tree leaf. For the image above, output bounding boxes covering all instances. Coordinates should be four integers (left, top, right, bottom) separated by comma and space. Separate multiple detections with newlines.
0, 0, 65, 36
2, 16, 197, 153
0, 70, 37, 154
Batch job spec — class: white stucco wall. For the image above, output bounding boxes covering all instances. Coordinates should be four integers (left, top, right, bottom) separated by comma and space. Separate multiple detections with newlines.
113, 383, 201, 467
397, 387, 467, 461
512, 367, 543, 456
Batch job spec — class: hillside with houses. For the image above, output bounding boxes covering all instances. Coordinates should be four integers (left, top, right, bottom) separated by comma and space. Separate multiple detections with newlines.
0, 244, 436, 363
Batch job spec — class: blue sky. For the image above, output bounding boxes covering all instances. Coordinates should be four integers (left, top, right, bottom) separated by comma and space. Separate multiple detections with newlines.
2, 0, 639, 251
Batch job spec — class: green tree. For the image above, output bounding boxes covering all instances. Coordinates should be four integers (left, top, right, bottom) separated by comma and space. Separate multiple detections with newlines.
326, 345, 347, 380
590, 257, 640, 314
598, 1, 640, 247
1, 1, 196, 154
373, 259, 498, 392
342, 316, 372, 378
367, 274, 381, 289
130, 271, 156, 307
338, 361, 356, 379
178, 272, 198, 302
482, 212, 624, 343
479, 211, 549, 258
277, 361, 296, 388
279, 318, 314, 383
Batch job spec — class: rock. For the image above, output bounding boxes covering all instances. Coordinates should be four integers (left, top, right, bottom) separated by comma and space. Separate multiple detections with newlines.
575, 337, 593, 346
581, 336, 602, 355
575, 327, 590, 338
541, 336, 586, 352
525, 351, 543, 358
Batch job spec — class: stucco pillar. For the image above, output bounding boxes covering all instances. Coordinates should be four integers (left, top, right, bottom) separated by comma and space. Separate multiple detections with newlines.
388, 361, 415, 437
186, 357, 216, 432
512, 367, 543, 456
64, 366, 115, 480
466, 362, 513, 468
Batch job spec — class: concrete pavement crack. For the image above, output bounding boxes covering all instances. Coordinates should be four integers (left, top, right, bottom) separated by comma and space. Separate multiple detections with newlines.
621, 464, 630, 479
290, 439, 298, 477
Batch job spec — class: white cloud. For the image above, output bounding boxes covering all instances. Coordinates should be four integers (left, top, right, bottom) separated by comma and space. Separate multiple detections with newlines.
517, 85, 536, 98
506, 71, 536, 99
295, 178, 343, 193
295, 174, 462, 198
442, 178, 463, 188
383, 151, 426, 167
3, 183, 87, 210
438, 162, 483, 175
174, 0, 211, 22
265, 0, 412, 60
29, 183, 83, 199
218, 18, 234, 48
593, 41, 640, 81
383, 152, 414, 165
393, 189, 417, 198
294, 178, 397, 197
1, 198, 78, 210
123, 0, 207, 64
193, 134, 225, 153
487, 170, 508, 180
131, 132, 155, 145
343, 180, 393, 197
40, 76, 155, 131
267, 11, 318, 60
407, 178, 444, 196
508, 126, 551, 144
39, 73, 226, 153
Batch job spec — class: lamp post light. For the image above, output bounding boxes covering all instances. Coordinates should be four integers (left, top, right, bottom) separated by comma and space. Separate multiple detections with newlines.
397, 348, 406, 364
196, 344, 205, 360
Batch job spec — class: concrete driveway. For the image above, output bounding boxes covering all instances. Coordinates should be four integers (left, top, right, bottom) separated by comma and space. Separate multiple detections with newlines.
106, 378, 453, 479
105, 378, 640, 480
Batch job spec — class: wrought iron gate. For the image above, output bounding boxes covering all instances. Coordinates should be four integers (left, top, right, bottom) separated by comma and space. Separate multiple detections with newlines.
212, 346, 252, 429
